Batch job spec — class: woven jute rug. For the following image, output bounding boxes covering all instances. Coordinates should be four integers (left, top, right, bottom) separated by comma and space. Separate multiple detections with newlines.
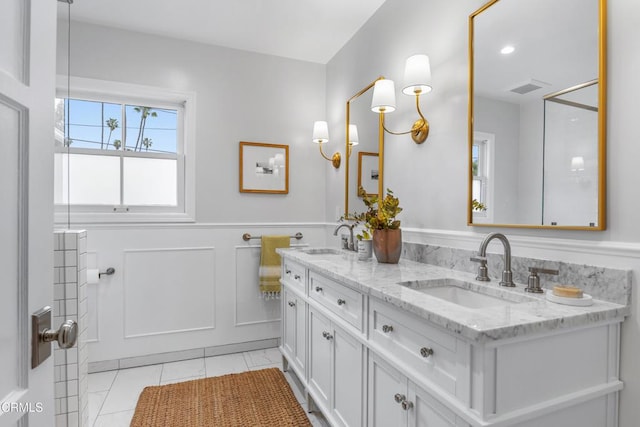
130, 367, 312, 427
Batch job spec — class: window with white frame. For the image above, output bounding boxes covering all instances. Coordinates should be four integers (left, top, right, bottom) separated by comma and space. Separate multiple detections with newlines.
54, 78, 195, 222
472, 131, 493, 221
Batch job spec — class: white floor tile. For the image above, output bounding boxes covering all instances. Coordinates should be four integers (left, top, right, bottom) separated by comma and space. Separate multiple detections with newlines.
93, 410, 134, 427
243, 347, 282, 367
88, 391, 108, 427
88, 371, 117, 393
204, 353, 249, 377
161, 358, 206, 382
159, 375, 205, 386
248, 362, 283, 371
100, 364, 162, 414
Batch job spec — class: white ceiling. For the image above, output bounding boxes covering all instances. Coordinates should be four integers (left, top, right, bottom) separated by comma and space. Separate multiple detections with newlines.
59, 0, 387, 64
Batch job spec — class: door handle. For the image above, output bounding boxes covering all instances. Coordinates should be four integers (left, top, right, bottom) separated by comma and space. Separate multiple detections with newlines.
41, 319, 78, 349
31, 306, 78, 368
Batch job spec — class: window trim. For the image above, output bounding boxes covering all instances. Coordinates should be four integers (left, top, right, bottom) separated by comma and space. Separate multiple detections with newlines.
55, 76, 196, 224
472, 131, 494, 224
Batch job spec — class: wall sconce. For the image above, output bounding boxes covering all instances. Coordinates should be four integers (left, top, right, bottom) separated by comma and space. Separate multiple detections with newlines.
312, 120, 341, 168
570, 156, 585, 172
371, 54, 432, 144
347, 123, 359, 156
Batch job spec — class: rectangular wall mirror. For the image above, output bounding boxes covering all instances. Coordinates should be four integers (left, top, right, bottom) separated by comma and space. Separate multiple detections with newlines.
468, 0, 606, 230
344, 78, 384, 219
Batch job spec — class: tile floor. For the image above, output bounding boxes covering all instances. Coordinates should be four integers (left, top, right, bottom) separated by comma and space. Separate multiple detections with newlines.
88, 347, 327, 427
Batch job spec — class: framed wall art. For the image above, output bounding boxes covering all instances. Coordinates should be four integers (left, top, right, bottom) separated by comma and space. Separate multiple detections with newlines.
239, 141, 289, 194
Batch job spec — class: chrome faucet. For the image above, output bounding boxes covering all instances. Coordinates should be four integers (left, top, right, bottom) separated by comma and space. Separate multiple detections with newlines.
333, 223, 356, 251
471, 232, 515, 287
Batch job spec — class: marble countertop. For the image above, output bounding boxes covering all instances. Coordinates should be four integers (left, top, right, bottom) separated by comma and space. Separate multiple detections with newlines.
278, 247, 630, 343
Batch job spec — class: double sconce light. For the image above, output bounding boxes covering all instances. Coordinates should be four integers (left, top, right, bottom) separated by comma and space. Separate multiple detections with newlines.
313, 54, 432, 168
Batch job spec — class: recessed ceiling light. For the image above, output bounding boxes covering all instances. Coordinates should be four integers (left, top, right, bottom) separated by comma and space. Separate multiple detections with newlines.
500, 45, 515, 55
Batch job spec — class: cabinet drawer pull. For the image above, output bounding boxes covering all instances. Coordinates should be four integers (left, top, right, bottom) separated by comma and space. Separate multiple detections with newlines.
394, 393, 406, 403
285, 269, 292, 274
401, 400, 414, 410
294, 274, 301, 280
382, 324, 394, 333
288, 301, 296, 307
337, 298, 346, 306
419, 347, 434, 358
315, 286, 323, 292
322, 331, 333, 340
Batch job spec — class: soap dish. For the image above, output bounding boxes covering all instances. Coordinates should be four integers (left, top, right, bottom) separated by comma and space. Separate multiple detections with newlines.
545, 290, 593, 307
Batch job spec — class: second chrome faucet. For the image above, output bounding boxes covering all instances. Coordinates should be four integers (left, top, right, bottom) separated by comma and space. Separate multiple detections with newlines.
471, 232, 515, 287
333, 223, 356, 251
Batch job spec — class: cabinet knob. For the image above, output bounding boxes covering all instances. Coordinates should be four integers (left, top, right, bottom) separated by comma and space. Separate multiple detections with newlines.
294, 274, 301, 280
288, 301, 296, 307
337, 298, 346, 306
322, 331, 333, 340
285, 269, 292, 275
401, 400, 414, 411
382, 324, 394, 333
394, 393, 406, 403
315, 286, 323, 292
419, 347, 434, 358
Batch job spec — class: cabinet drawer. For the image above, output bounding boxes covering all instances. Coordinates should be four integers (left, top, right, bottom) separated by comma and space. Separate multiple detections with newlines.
282, 259, 306, 292
309, 272, 364, 332
369, 298, 463, 396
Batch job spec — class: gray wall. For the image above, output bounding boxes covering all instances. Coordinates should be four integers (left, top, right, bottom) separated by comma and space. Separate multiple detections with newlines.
58, 21, 328, 224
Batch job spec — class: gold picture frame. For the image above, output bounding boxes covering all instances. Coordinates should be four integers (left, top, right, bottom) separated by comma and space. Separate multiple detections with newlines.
239, 141, 289, 194
357, 151, 379, 197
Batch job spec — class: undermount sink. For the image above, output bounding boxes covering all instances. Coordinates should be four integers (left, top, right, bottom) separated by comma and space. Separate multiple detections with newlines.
398, 278, 532, 309
301, 248, 344, 255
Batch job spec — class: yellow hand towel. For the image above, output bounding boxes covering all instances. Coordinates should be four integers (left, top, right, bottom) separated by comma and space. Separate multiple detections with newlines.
259, 235, 290, 297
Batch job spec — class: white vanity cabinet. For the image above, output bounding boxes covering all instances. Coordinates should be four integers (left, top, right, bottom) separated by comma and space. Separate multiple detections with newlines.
369, 353, 469, 427
281, 285, 306, 379
278, 251, 626, 427
309, 307, 365, 427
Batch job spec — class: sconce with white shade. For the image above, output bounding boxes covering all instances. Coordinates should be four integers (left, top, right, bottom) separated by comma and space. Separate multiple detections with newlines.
348, 124, 359, 146
371, 54, 432, 144
312, 121, 341, 168
570, 156, 585, 171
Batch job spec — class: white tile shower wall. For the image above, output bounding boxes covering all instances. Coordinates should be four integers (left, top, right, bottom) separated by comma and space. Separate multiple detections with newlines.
53, 230, 89, 427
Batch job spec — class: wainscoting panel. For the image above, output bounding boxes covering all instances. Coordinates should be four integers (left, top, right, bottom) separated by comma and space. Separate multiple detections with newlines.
123, 247, 216, 338
235, 246, 280, 326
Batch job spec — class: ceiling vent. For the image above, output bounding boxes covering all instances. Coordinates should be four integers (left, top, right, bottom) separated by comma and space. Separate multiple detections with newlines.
508, 79, 550, 95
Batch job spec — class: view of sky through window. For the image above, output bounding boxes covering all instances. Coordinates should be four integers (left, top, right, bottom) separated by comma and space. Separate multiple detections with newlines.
56, 98, 177, 154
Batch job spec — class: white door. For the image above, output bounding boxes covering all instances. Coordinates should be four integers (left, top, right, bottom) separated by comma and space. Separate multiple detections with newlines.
0, 1, 57, 426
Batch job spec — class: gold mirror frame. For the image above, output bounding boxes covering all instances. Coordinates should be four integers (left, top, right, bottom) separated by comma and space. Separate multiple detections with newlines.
467, 0, 607, 230
344, 77, 385, 219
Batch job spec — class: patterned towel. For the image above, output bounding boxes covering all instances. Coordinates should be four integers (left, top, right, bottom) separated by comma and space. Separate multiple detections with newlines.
259, 235, 290, 298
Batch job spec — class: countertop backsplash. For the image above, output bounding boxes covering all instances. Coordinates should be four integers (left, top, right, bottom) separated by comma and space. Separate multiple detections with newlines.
402, 241, 632, 306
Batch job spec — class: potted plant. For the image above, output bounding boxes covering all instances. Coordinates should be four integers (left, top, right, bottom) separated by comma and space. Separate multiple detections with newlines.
357, 187, 403, 264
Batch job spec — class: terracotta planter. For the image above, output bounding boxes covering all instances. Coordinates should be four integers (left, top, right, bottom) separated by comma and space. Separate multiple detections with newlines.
372, 228, 402, 264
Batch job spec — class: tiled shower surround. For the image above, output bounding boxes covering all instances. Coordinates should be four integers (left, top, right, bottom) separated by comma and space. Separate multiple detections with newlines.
402, 241, 632, 305
53, 230, 89, 427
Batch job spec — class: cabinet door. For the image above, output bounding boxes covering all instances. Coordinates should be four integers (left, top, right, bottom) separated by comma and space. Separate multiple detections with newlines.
294, 294, 306, 374
409, 382, 462, 427
309, 308, 332, 409
333, 324, 364, 427
368, 353, 407, 427
282, 287, 297, 362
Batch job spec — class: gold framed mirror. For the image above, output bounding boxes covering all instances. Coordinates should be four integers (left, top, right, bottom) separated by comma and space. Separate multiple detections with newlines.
344, 77, 385, 219
468, 0, 607, 230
